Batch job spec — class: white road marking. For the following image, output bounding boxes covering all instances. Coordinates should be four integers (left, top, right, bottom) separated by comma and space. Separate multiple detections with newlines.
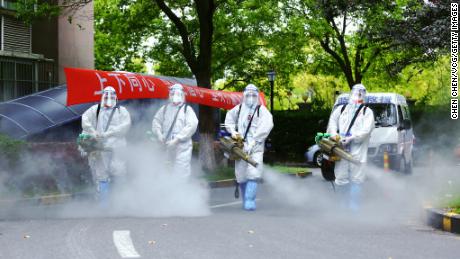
113, 230, 141, 258
210, 199, 261, 208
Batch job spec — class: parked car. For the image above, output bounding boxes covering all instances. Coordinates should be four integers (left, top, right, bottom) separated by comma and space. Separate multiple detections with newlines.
305, 144, 322, 167
306, 92, 415, 173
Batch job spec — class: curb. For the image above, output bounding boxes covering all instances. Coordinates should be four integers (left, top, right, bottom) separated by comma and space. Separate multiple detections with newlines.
208, 179, 237, 188
426, 208, 460, 234
0, 180, 238, 207
0, 192, 94, 207
0, 174, 310, 207
284, 171, 312, 178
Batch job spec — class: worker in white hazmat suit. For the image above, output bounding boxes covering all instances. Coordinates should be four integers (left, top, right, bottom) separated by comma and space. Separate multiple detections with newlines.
81, 86, 131, 198
327, 83, 375, 210
225, 84, 274, 211
151, 84, 198, 177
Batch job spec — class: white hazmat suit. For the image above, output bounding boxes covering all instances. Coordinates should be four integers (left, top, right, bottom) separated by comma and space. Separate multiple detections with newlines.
152, 84, 198, 177
327, 84, 374, 211
225, 84, 274, 210
81, 86, 131, 193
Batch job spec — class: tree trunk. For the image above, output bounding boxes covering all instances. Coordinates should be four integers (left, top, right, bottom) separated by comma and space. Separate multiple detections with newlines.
196, 76, 216, 172
198, 106, 217, 172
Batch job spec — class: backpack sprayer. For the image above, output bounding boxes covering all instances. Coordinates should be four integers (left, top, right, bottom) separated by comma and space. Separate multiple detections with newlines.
315, 133, 360, 165
77, 133, 109, 153
219, 124, 258, 168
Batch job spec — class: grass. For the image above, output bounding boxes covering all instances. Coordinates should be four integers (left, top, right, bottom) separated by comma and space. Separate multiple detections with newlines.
203, 164, 312, 182
203, 166, 235, 182
446, 197, 460, 214
268, 165, 311, 174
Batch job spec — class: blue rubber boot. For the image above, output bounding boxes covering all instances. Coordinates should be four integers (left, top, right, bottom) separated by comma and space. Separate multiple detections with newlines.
244, 180, 258, 211
349, 182, 362, 211
97, 180, 110, 207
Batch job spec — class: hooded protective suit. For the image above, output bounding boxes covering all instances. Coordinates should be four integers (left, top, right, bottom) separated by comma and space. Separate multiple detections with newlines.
81, 86, 131, 193
225, 84, 274, 210
327, 84, 375, 186
152, 84, 198, 177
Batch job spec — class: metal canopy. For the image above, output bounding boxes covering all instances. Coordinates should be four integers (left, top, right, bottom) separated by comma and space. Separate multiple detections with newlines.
0, 86, 93, 139
0, 76, 198, 140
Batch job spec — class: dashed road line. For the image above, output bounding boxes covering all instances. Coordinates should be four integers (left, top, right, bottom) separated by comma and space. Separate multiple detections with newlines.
210, 199, 261, 209
113, 230, 141, 258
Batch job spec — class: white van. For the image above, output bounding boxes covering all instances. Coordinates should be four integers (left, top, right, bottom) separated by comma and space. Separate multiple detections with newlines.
333, 93, 415, 174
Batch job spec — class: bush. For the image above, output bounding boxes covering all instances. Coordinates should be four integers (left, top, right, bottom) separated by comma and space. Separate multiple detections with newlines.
220, 107, 330, 162
0, 134, 25, 170
269, 108, 330, 161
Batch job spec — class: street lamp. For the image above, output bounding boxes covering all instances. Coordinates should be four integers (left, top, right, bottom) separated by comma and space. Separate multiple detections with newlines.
266, 70, 276, 113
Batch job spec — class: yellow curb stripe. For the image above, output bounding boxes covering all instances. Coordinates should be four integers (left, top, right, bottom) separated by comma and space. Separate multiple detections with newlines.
443, 216, 452, 232
39, 194, 72, 205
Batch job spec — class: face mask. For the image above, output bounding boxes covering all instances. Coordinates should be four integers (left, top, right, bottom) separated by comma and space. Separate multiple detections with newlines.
245, 96, 257, 107
350, 90, 364, 104
102, 91, 117, 108
170, 91, 184, 105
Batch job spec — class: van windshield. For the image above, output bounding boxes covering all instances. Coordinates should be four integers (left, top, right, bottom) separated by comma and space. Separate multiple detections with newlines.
367, 103, 397, 127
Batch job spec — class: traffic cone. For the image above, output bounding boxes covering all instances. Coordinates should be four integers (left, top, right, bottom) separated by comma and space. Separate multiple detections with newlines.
383, 151, 390, 172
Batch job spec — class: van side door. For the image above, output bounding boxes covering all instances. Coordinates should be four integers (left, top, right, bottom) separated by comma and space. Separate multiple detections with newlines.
402, 105, 414, 162
397, 105, 405, 158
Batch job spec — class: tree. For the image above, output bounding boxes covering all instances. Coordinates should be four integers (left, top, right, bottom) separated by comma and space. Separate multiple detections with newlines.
280, 0, 449, 89
152, 0, 217, 170
374, 0, 450, 76
94, 0, 158, 72
17, 0, 286, 171
97, 0, 305, 169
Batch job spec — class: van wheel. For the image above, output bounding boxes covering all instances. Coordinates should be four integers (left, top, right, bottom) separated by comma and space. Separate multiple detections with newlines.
313, 151, 323, 167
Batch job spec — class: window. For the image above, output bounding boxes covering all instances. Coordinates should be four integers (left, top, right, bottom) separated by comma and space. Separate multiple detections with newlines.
2, 15, 31, 53
397, 105, 404, 124
367, 103, 397, 127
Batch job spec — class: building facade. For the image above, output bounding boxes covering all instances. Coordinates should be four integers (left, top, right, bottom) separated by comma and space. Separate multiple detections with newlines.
0, 0, 94, 102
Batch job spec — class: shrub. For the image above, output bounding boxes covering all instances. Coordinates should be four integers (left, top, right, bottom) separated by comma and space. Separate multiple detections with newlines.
0, 134, 25, 169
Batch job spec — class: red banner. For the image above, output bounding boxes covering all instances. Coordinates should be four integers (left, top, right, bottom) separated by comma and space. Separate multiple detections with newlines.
65, 68, 265, 110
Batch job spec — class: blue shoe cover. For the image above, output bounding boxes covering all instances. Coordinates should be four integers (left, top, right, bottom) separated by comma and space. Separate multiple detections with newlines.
244, 180, 258, 211
97, 180, 110, 206
349, 183, 361, 211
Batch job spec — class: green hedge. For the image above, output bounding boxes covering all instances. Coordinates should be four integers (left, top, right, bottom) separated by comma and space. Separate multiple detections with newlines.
269, 109, 330, 161
221, 103, 457, 163
0, 134, 25, 170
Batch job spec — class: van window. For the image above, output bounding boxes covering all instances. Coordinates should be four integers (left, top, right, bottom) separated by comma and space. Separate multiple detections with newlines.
397, 105, 404, 124
367, 103, 397, 127
403, 106, 411, 120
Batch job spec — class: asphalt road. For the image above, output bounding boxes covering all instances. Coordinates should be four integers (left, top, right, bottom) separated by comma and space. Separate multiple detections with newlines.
0, 167, 459, 259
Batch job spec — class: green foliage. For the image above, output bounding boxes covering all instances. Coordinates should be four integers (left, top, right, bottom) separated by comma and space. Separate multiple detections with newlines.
15, 0, 61, 24
0, 134, 25, 168
287, 73, 349, 110
94, 0, 158, 72
276, 0, 448, 88
268, 165, 310, 174
362, 55, 450, 106
204, 165, 235, 181
15, 0, 450, 114
270, 108, 331, 161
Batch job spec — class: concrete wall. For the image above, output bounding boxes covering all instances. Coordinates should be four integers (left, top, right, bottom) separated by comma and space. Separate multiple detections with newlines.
58, 2, 94, 84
